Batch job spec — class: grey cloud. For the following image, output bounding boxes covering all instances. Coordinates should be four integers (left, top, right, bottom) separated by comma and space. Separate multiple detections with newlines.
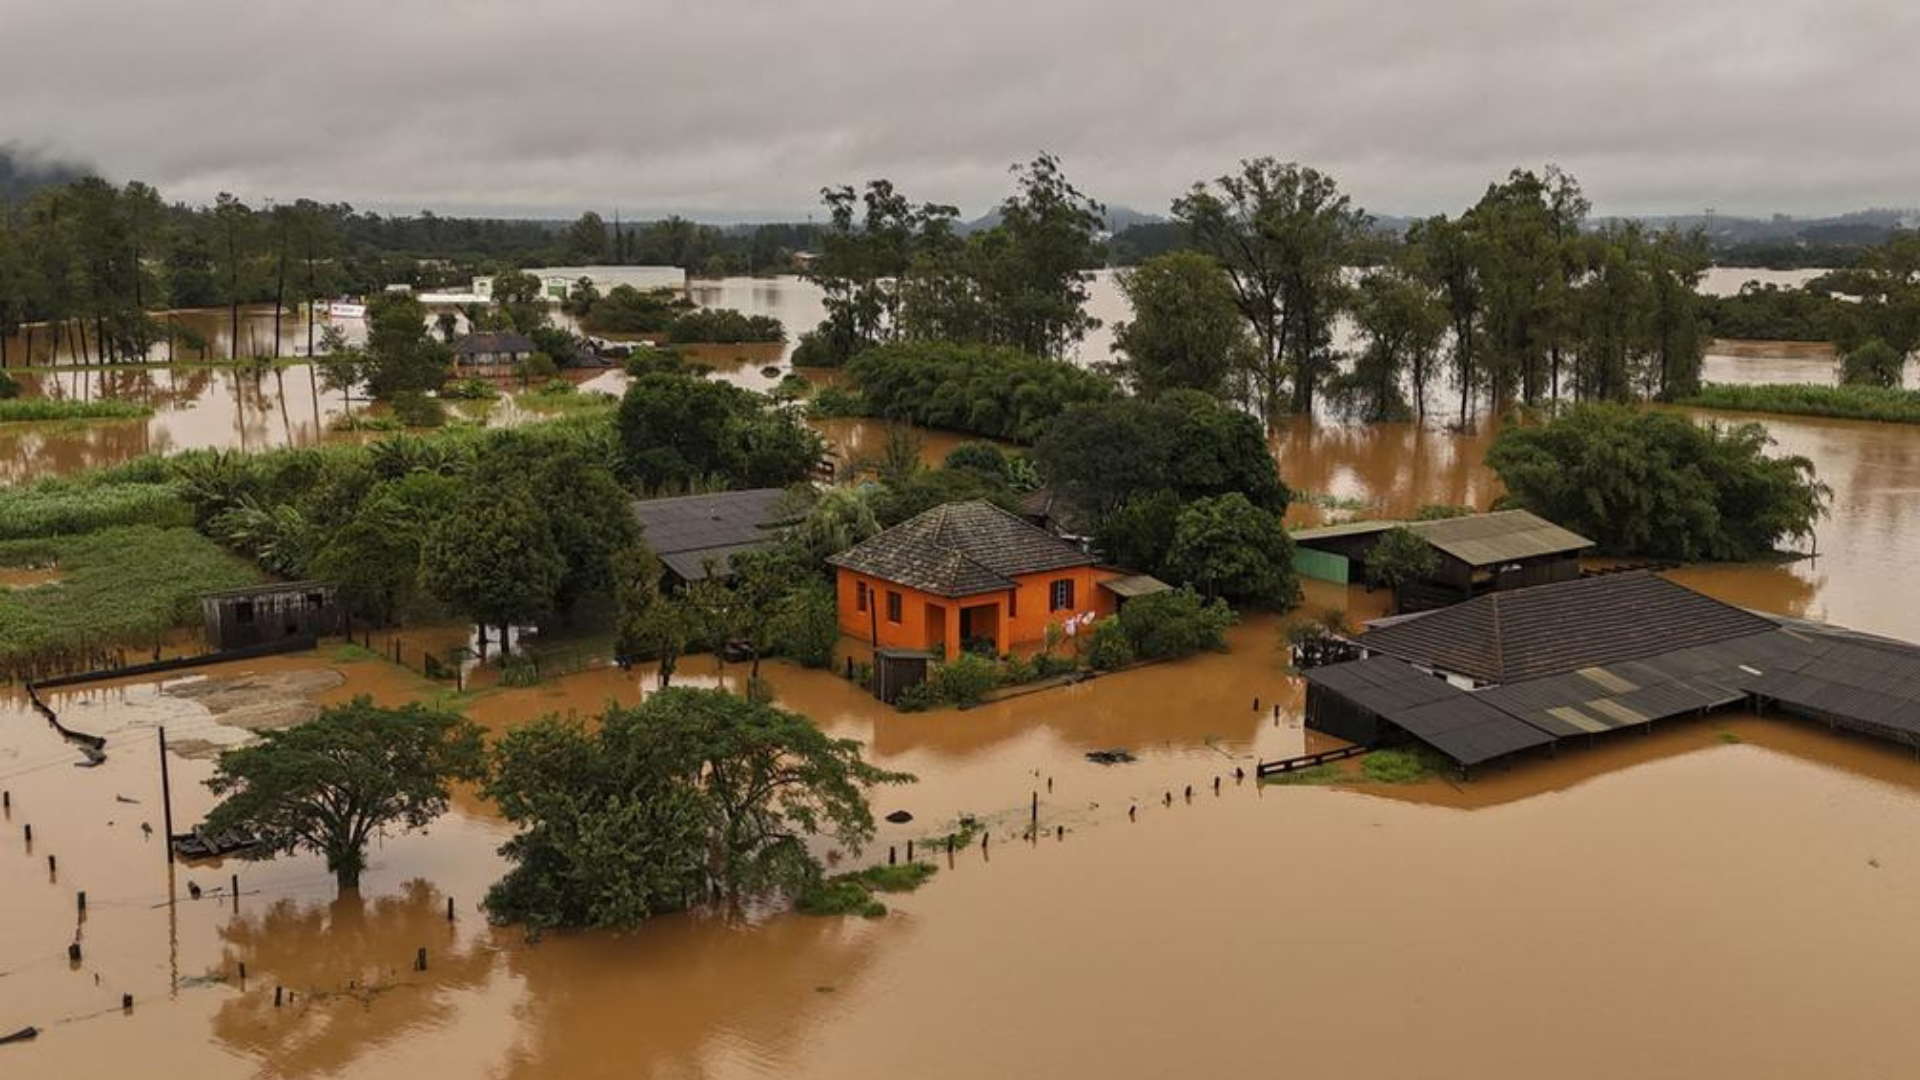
2, 0, 1915, 219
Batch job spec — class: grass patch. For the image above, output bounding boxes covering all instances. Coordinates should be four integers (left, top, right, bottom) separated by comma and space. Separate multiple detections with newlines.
0, 480, 193, 540
1360, 746, 1447, 784
1678, 383, 1920, 424
0, 525, 261, 674
331, 642, 380, 663
795, 861, 937, 918
1715, 730, 1743, 744
919, 816, 984, 851
0, 399, 151, 424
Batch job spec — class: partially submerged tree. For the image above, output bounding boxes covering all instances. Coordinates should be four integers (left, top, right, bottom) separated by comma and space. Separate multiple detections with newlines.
420, 486, 565, 655
203, 697, 485, 891
1164, 492, 1301, 609
484, 688, 911, 930
1365, 526, 1440, 609
1840, 337, 1905, 388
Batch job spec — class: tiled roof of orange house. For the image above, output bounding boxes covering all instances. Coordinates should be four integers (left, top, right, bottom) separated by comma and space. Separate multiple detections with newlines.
827, 500, 1095, 597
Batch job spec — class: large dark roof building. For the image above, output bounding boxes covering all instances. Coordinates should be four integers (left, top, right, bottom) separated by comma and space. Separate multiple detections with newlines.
631, 488, 799, 582
1302, 570, 1920, 771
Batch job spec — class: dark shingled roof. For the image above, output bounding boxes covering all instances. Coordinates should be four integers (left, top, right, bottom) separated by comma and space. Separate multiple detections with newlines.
827, 500, 1095, 597
453, 331, 537, 356
1356, 571, 1778, 684
632, 488, 797, 581
1304, 657, 1556, 766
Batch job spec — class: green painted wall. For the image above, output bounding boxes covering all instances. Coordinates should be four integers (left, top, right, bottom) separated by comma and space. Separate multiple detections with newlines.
1294, 547, 1350, 585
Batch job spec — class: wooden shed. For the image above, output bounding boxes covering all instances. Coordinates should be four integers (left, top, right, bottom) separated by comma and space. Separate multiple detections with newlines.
200, 581, 341, 650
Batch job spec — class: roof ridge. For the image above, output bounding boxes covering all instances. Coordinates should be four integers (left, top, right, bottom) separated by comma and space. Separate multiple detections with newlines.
1488, 591, 1505, 679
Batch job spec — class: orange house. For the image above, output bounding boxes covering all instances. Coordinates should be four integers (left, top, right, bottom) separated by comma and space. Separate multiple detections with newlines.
828, 501, 1130, 661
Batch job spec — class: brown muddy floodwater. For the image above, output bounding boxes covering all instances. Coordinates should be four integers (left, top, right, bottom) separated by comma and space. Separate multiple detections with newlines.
11, 264, 1920, 1078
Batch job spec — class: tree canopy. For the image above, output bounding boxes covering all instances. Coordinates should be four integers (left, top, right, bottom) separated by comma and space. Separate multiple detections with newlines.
1034, 390, 1288, 516
1164, 493, 1301, 609
484, 688, 910, 930
203, 698, 485, 890
1111, 251, 1252, 399
1485, 404, 1830, 561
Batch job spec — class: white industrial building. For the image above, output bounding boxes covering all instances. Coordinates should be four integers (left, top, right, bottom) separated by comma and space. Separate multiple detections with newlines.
417, 265, 687, 305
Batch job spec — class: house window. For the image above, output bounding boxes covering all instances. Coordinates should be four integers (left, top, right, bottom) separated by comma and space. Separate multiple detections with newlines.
1049, 579, 1075, 612
1008, 589, 1018, 618
886, 591, 903, 624
856, 581, 868, 612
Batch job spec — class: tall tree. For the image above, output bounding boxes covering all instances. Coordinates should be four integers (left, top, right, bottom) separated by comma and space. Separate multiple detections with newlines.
1174, 159, 1365, 420
211, 193, 256, 361
1111, 251, 1252, 398
420, 486, 565, 654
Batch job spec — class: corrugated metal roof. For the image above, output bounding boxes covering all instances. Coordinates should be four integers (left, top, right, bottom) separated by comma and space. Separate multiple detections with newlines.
1407, 510, 1593, 567
1289, 520, 1397, 542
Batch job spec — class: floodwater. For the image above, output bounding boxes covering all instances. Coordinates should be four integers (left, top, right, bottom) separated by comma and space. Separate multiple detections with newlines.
12, 262, 1920, 1078
11, 607, 1920, 1079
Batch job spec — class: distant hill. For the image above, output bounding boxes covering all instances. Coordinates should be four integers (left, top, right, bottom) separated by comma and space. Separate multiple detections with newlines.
0, 145, 89, 203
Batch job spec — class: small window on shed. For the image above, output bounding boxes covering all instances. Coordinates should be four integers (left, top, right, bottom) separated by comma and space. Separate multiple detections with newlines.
306, 591, 326, 609
234, 600, 255, 624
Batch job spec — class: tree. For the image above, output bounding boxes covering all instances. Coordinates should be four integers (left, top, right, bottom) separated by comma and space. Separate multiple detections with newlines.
615, 370, 822, 492
1840, 337, 1905, 388
484, 688, 910, 929
489, 269, 548, 334
968, 153, 1105, 359
1114, 586, 1236, 659
1364, 526, 1439, 606
1035, 390, 1288, 516
1408, 213, 1484, 426
563, 211, 610, 263
1486, 404, 1831, 561
1173, 159, 1366, 420
1164, 493, 1300, 609
1327, 267, 1445, 422
795, 486, 881, 563
361, 292, 451, 399
310, 472, 459, 624
843, 341, 1116, 443
203, 698, 485, 891
420, 487, 565, 654
210, 193, 256, 361
1092, 488, 1185, 580
1111, 251, 1252, 398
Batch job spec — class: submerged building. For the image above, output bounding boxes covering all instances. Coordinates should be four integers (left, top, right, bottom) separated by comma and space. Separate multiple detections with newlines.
1303, 571, 1920, 771
828, 500, 1161, 661
1291, 509, 1592, 610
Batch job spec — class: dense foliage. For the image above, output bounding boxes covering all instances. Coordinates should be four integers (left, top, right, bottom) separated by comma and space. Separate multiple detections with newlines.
615, 368, 823, 492
1364, 526, 1440, 593
664, 308, 785, 344
1164, 493, 1301, 609
1700, 282, 1852, 342
1112, 587, 1237, 659
1110, 252, 1253, 398
840, 341, 1115, 443
484, 688, 909, 930
1840, 338, 1906, 388
1486, 404, 1830, 560
1035, 390, 1287, 516
203, 698, 486, 890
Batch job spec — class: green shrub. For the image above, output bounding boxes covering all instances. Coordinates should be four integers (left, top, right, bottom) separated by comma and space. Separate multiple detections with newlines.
499, 653, 540, 687
1085, 617, 1136, 671
1115, 587, 1237, 659
440, 377, 500, 401
805, 385, 868, 418
893, 680, 937, 712
924, 652, 1000, 707
0, 370, 19, 399
665, 308, 785, 345
525, 352, 560, 380
390, 391, 447, 429
1360, 747, 1446, 784
844, 341, 1116, 442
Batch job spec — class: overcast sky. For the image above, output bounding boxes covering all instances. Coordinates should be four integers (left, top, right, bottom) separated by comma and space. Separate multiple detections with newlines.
4, 0, 1916, 221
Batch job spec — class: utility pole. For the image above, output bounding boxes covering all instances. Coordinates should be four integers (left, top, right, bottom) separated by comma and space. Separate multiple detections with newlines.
158, 726, 175, 864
